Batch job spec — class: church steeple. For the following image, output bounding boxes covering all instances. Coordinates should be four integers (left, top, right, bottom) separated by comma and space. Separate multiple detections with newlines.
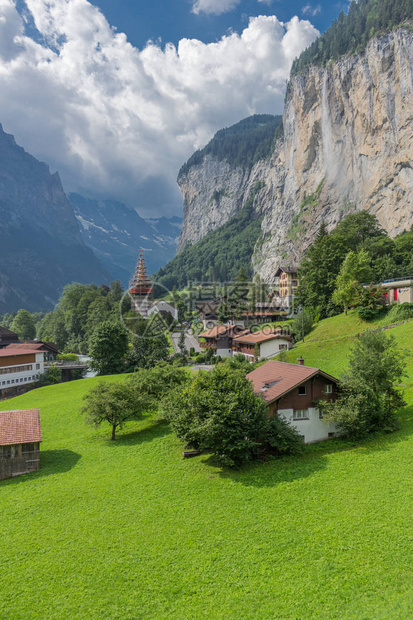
129, 250, 153, 316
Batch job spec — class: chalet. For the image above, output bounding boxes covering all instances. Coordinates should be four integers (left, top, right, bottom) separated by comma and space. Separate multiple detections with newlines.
0, 326, 18, 349
0, 347, 44, 398
199, 324, 246, 358
232, 329, 292, 361
148, 300, 178, 321
196, 300, 221, 329
18, 341, 59, 362
0, 409, 42, 480
247, 359, 339, 443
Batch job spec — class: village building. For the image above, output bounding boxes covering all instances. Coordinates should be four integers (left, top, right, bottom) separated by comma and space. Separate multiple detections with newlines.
16, 341, 59, 362
366, 277, 413, 304
247, 360, 339, 443
232, 329, 292, 361
0, 409, 42, 480
148, 300, 179, 321
129, 250, 153, 317
0, 326, 19, 349
0, 347, 45, 398
270, 267, 299, 314
199, 324, 246, 358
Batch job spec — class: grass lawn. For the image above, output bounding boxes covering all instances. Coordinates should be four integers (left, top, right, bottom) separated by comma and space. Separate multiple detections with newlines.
2, 314, 413, 618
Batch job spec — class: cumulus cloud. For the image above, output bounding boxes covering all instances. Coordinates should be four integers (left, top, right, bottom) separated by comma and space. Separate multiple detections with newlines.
0, 0, 319, 215
302, 4, 321, 17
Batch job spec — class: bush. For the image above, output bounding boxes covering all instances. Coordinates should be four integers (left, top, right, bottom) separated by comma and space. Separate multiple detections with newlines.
386, 302, 413, 323
320, 330, 406, 438
36, 365, 62, 386
164, 366, 303, 467
57, 353, 78, 362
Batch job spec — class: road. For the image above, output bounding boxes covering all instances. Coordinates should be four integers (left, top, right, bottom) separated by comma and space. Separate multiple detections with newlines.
171, 331, 203, 354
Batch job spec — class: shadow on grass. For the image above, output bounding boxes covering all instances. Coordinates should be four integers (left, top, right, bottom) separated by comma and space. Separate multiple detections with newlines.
0, 449, 81, 487
203, 408, 413, 488
107, 420, 171, 447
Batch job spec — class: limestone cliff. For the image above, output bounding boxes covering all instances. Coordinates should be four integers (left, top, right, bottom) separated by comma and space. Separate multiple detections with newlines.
177, 28, 413, 283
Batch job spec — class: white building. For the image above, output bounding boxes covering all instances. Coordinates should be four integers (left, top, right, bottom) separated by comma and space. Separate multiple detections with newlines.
148, 300, 179, 321
0, 347, 44, 396
232, 329, 292, 361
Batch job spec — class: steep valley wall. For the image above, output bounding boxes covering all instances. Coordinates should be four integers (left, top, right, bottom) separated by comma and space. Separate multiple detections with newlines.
177, 28, 413, 283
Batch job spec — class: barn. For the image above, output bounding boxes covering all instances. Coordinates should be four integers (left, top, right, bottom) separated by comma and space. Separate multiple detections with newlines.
0, 409, 42, 480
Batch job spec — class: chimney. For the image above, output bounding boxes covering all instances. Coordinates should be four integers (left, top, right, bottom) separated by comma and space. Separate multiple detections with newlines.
298, 357, 305, 366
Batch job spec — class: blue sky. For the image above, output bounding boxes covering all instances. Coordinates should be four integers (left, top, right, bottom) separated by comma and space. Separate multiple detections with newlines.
92, 0, 347, 48
0, 0, 349, 216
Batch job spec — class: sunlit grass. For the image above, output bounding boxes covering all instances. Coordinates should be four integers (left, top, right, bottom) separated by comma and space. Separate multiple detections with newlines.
1, 314, 413, 618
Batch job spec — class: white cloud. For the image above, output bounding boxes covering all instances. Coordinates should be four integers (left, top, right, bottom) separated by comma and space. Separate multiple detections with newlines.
192, 0, 241, 16
302, 4, 321, 17
0, 1, 319, 215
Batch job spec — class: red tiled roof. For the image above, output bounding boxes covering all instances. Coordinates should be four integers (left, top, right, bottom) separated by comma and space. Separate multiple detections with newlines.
233, 330, 292, 345
0, 409, 42, 446
247, 360, 338, 404
199, 325, 247, 339
0, 347, 37, 357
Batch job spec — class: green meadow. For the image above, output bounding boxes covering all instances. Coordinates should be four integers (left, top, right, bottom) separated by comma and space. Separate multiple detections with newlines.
2, 312, 413, 619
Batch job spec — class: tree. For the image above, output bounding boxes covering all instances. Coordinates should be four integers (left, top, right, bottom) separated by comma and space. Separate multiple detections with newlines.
126, 313, 170, 370
127, 362, 189, 415
164, 366, 302, 467
178, 328, 187, 355
332, 249, 371, 315
321, 330, 407, 438
291, 309, 314, 342
89, 321, 128, 375
11, 309, 36, 340
81, 381, 150, 440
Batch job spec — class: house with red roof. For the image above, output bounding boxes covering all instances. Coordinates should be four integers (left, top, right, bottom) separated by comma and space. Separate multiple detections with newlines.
247, 359, 339, 443
0, 409, 42, 479
232, 328, 292, 361
0, 347, 45, 398
199, 324, 247, 358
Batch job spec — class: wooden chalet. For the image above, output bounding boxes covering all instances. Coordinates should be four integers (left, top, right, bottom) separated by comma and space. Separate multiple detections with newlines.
0, 326, 18, 349
247, 360, 339, 443
0, 409, 42, 480
199, 324, 246, 357
232, 329, 292, 361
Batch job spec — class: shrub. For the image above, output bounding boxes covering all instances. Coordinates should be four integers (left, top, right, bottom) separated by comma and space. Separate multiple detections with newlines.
164, 366, 303, 467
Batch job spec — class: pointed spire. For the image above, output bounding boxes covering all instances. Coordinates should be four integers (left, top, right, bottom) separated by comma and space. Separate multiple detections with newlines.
129, 249, 153, 316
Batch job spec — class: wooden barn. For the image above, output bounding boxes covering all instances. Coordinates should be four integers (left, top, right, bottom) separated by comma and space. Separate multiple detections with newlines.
0, 409, 42, 480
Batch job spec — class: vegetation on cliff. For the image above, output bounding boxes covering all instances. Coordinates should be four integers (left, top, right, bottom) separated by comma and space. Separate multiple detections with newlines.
154, 202, 262, 290
297, 212, 413, 318
291, 0, 413, 76
178, 114, 283, 176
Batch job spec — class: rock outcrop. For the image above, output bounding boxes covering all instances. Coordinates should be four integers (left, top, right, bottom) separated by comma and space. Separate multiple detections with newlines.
177, 28, 413, 283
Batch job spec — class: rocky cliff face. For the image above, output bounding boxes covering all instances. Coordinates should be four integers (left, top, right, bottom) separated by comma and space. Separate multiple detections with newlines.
0, 125, 109, 312
178, 28, 413, 283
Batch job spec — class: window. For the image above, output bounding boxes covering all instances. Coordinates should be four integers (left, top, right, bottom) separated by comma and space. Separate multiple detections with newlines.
293, 409, 309, 420
279, 344, 287, 350
298, 385, 307, 396
325, 384, 333, 394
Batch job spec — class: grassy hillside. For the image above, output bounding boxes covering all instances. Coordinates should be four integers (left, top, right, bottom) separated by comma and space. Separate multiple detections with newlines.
2, 314, 413, 618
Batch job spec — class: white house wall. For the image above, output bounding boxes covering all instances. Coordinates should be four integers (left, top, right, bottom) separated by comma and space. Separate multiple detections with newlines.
0, 352, 44, 390
260, 338, 290, 360
278, 407, 338, 444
